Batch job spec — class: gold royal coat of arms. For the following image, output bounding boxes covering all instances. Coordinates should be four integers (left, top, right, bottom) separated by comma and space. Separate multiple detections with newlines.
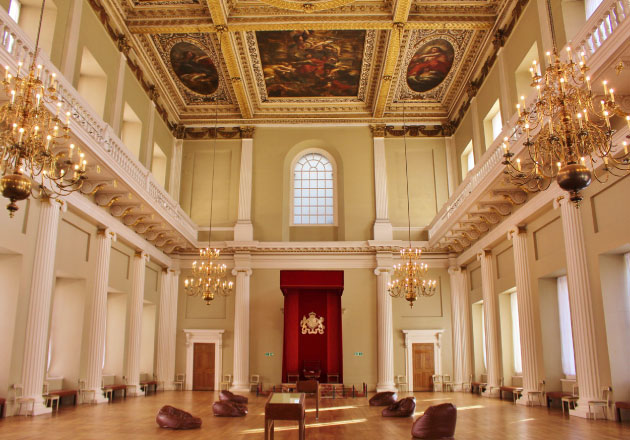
300, 312, 325, 335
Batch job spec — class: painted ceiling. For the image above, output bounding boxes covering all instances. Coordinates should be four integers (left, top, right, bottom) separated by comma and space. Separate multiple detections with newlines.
98, 0, 514, 125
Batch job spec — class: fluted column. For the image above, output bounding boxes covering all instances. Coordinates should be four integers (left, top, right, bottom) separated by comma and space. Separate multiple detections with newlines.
165, 270, 180, 388
449, 266, 473, 389
125, 251, 148, 395
169, 138, 183, 202
84, 228, 116, 404
234, 127, 254, 241
155, 269, 172, 389
557, 198, 602, 418
20, 198, 63, 415
231, 263, 252, 392
370, 124, 393, 241
508, 226, 544, 405
477, 250, 502, 396
375, 266, 395, 392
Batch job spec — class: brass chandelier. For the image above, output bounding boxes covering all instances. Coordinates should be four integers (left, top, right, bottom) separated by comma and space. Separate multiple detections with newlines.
183, 73, 233, 304
502, 0, 629, 205
0, 0, 86, 217
388, 81, 437, 308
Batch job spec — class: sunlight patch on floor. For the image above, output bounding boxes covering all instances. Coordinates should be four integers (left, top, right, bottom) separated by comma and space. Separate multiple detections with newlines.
420, 398, 455, 402
456, 405, 485, 411
306, 405, 357, 413
241, 418, 367, 434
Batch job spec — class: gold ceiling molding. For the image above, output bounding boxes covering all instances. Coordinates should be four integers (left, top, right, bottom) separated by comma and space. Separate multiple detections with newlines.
373, 24, 407, 117
256, 0, 357, 13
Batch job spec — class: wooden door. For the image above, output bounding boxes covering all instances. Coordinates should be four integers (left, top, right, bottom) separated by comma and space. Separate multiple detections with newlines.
412, 343, 435, 391
193, 343, 215, 391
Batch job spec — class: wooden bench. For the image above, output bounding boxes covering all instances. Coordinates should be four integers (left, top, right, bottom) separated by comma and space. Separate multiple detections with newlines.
499, 386, 522, 402
471, 382, 486, 395
103, 384, 127, 400
140, 381, 158, 395
49, 389, 78, 406
615, 401, 630, 422
546, 391, 570, 407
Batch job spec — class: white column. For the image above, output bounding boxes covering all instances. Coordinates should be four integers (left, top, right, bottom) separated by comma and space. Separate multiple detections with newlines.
59, 0, 82, 83
371, 125, 393, 241
125, 251, 148, 395
110, 53, 127, 134
496, 48, 513, 126
477, 250, 502, 396
231, 262, 252, 392
20, 198, 62, 415
444, 137, 458, 197
234, 129, 254, 241
155, 269, 172, 389
143, 103, 156, 167
84, 228, 116, 404
169, 138, 183, 202
557, 198, 603, 418
166, 269, 180, 388
375, 266, 395, 392
508, 226, 544, 405
449, 266, 473, 389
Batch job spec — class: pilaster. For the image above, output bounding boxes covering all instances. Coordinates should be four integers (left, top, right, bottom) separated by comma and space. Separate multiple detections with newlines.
234, 128, 254, 241
169, 138, 183, 202
84, 228, 116, 404
496, 48, 513, 126
470, 98, 484, 162
370, 124, 393, 241
166, 269, 180, 388
444, 136, 458, 197
110, 53, 127, 134
375, 252, 395, 391
231, 253, 252, 392
155, 269, 173, 389
59, 0, 82, 84
477, 249, 502, 397
449, 265, 473, 388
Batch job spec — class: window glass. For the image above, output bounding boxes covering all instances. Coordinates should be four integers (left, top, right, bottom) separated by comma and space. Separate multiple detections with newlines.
293, 153, 334, 225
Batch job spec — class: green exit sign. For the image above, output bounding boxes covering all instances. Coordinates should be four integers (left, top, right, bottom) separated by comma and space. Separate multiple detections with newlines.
354, 352, 364, 356
265, 352, 274, 357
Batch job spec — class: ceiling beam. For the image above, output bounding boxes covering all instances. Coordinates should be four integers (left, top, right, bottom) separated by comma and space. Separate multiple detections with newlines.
127, 19, 493, 34
206, 0, 252, 119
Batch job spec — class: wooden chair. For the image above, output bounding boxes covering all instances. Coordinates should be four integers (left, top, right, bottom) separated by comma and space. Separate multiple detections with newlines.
395, 375, 408, 393
42, 382, 60, 412
101, 380, 113, 402
79, 380, 95, 404
442, 374, 454, 392
13, 384, 35, 416
461, 374, 472, 392
296, 380, 320, 419
561, 384, 579, 414
250, 374, 261, 392
527, 380, 545, 406
588, 387, 612, 420
488, 377, 503, 397
173, 373, 185, 390
432, 374, 443, 392
220, 374, 232, 391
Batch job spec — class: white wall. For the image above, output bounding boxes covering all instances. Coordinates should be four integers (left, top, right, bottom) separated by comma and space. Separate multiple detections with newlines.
48, 278, 86, 388
0, 253, 22, 398
140, 302, 156, 378
104, 291, 127, 381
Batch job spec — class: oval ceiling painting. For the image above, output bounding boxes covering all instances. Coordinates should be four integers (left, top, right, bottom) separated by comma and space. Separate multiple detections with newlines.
406, 39, 455, 93
169, 42, 219, 95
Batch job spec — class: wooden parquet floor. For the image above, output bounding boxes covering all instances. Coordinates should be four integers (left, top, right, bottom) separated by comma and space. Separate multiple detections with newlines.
0, 391, 628, 439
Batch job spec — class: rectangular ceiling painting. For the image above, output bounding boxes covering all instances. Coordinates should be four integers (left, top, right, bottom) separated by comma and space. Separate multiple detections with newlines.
255, 30, 366, 98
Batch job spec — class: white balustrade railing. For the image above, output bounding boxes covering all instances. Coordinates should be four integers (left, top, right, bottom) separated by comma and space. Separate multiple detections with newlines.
428, 0, 629, 241
0, 8, 197, 245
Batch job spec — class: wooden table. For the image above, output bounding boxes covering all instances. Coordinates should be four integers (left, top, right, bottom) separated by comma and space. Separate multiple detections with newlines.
265, 393, 305, 440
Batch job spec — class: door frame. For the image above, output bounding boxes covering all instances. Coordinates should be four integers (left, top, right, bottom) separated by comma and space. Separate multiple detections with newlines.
402, 329, 444, 392
184, 329, 224, 391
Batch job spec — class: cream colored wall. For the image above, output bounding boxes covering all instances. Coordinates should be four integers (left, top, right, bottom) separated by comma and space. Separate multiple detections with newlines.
140, 303, 157, 377
105, 291, 127, 378
385, 137, 449, 236
252, 126, 375, 242
0, 253, 22, 398
180, 139, 241, 230
454, 111, 474, 184
471, 302, 484, 380
498, 292, 515, 384
393, 267, 453, 383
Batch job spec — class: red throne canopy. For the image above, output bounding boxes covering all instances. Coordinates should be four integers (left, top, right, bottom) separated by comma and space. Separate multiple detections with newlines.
280, 270, 343, 384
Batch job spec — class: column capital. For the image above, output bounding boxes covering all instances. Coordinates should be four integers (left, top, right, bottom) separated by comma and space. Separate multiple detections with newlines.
231, 267, 253, 276
507, 225, 527, 240
97, 228, 117, 241
240, 126, 255, 139
476, 249, 491, 261
448, 266, 462, 276
41, 196, 67, 212
134, 250, 149, 262
167, 268, 180, 276
374, 267, 392, 276
553, 195, 568, 210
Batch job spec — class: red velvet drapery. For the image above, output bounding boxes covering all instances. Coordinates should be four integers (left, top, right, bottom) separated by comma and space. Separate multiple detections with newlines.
281, 270, 344, 383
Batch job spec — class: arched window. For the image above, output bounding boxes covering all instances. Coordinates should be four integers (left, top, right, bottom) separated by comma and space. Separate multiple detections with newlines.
291, 150, 336, 225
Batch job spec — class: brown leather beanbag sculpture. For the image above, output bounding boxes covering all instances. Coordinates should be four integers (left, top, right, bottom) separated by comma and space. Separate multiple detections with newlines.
411, 403, 457, 439
156, 405, 202, 429
382, 397, 416, 417
220, 390, 249, 404
369, 391, 398, 406
212, 400, 248, 417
